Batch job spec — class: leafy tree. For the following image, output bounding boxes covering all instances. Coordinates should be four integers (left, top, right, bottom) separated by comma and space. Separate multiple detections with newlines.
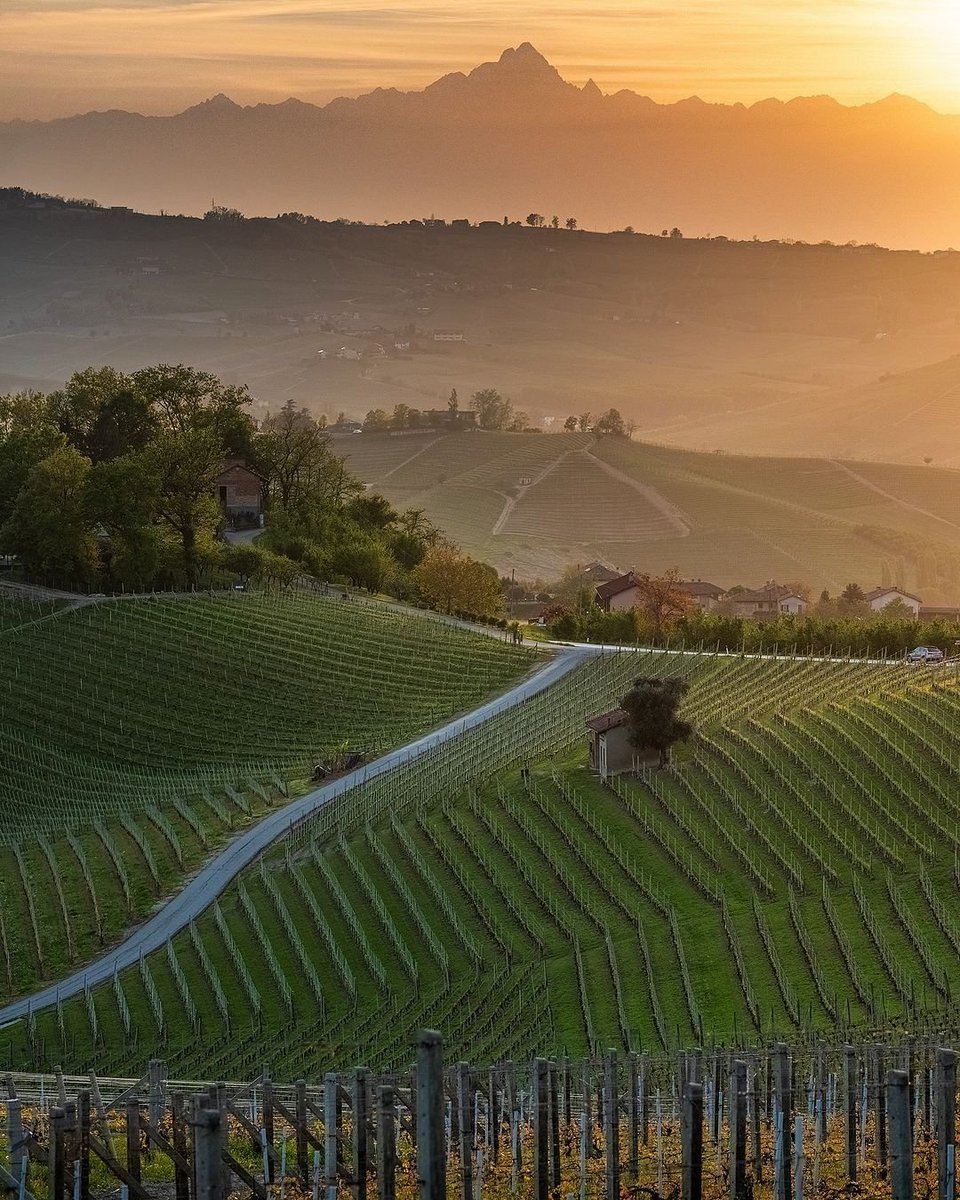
670, 227, 683, 239
577, 412, 592, 432
363, 409, 390, 432
348, 492, 397, 531
447, 388, 458, 413
146, 427, 224, 588
86, 453, 162, 589
1, 446, 99, 584
223, 543, 265, 586
391, 403, 413, 429
257, 404, 334, 513
413, 545, 503, 617
508, 411, 529, 432
563, 415, 579, 432
0, 391, 65, 526
47, 367, 155, 462
620, 677, 692, 767
526, 213, 545, 228
132, 364, 254, 457
550, 215, 560, 229
632, 568, 695, 637
565, 217, 578, 231
593, 408, 626, 436
470, 388, 513, 431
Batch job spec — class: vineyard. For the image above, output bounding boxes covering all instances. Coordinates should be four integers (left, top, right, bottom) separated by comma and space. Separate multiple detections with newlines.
0, 588, 535, 996
3, 622, 959, 1079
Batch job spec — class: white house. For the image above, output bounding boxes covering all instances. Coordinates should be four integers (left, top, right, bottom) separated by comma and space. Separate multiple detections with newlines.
865, 587, 922, 616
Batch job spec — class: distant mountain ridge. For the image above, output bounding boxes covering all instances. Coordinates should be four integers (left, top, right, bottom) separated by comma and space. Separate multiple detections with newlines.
2, 43, 959, 247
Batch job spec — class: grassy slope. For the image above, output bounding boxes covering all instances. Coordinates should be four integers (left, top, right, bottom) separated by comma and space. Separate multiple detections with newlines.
0, 590, 536, 999
8, 647, 960, 1078
344, 430, 960, 598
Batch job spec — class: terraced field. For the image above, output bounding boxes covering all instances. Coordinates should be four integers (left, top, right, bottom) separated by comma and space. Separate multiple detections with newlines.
0, 589, 535, 997
7, 643, 957, 1079
345, 430, 960, 595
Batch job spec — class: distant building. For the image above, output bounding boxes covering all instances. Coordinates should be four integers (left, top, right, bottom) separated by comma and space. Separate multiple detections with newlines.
865, 586, 922, 616
678, 580, 726, 612
421, 408, 477, 429
729, 584, 807, 618
595, 572, 639, 612
215, 459, 265, 528
432, 329, 464, 342
581, 561, 620, 585
919, 605, 960, 621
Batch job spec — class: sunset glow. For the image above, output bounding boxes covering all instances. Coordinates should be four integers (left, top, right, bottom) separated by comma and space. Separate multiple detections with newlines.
5, 0, 960, 119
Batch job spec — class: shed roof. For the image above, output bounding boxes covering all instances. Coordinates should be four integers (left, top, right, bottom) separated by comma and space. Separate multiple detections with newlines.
595, 572, 637, 602
585, 708, 628, 733
865, 586, 923, 604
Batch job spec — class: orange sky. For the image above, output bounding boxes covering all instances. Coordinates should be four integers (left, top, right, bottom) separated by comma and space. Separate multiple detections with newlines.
3, 0, 960, 119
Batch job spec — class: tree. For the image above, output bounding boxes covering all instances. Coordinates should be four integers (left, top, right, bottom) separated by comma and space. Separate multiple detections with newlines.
550, 215, 560, 229
132, 363, 255, 457
620, 677, 692, 767
632, 568, 695, 637
86, 452, 162, 589
47, 366, 156, 462
413, 545, 503, 617
565, 217, 578, 231
563, 415, 579, 432
223, 543, 265, 586
470, 388, 513, 431
508, 411, 529, 432
670, 227, 683, 239
1, 446, 99, 584
363, 409, 390, 432
391, 403, 412, 429
593, 408, 626, 436
0, 391, 65, 526
257, 404, 334, 513
447, 388, 458, 414
577, 412, 592, 432
526, 213, 545, 228
146, 427, 224, 588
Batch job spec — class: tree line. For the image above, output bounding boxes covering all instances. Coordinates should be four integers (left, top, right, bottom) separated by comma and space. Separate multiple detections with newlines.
0, 366, 505, 617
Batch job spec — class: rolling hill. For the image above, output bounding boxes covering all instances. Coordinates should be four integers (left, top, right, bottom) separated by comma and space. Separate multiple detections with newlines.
344, 430, 960, 599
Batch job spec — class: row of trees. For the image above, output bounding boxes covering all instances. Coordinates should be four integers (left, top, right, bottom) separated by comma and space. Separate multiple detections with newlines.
0, 368, 506, 616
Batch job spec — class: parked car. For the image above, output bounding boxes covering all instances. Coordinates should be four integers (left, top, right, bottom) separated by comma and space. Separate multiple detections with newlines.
907, 645, 944, 663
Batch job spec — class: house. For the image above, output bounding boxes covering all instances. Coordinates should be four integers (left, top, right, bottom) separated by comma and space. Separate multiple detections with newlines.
865, 586, 922, 616
729, 583, 807, 618
586, 709, 659, 780
595, 572, 640, 611
919, 606, 960, 621
215, 459, 265, 528
678, 580, 726, 612
581, 561, 620, 585
432, 329, 464, 342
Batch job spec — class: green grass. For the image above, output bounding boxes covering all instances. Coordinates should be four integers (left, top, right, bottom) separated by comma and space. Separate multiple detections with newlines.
7, 644, 960, 1077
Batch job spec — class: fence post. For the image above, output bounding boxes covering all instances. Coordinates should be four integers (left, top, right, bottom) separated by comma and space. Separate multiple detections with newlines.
172, 1093, 190, 1200
488, 1070, 499, 1165
604, 1051, 620, 1200
148, 1060, 165, 1128
549, 1061, 561, 1192
937, 1048, 956, 1200
377, 1085, 396, 1200
416, 1031, 446, 1200
77, 1092, 91, 1200
681, 1082, 703, 1200
263, 1074, 275, 1185
455, 1063, 472, 1200
532, 1058, 548, 1200
729, 1061, 747, 1200
126, 1100, 141, 1188
844, 1046, 857, 1183
352, 1068, 369, 1200
8, 1098, 25, 1186
875, 1049, 888, 1177
194, 1109, 223, 1200
888, 1069, 913, 1200
296, 1080, 309, 1186
49, 1106, 66, 1200
324, 1073, 339, 1200
640, 1055, 649, 1148
627, 1052, 639, 1180
774, 1043, 792, 1200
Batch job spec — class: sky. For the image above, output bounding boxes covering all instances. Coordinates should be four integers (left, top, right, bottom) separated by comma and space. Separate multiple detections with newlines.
4, 0, 960, 120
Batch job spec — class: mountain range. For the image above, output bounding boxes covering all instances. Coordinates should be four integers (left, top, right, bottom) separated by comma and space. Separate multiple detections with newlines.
2, 43, 960, 248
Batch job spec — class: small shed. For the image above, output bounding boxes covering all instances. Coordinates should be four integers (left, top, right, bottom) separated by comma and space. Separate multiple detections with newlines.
214, 458, 266, 528
586, 709, 634, 780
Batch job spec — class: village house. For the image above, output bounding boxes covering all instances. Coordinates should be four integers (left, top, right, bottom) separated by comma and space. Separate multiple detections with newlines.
865, 586, 922, 616
432, 329, 464, 342
595, 572, 639, 612
729, 583, 807, 618
214, 458, 265, 528
677, 580, 726, 612
581, 561, 620, 585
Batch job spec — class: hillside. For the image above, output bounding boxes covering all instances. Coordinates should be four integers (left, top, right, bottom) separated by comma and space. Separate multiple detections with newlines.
4, 45, 960, 249
4, 201, 960, 463
0, 589, 535, 995
4, 645, 957, 1076
344, 431, 960, 598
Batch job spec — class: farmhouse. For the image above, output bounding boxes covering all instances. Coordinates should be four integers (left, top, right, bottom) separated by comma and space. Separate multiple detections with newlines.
586, 709, 660, 779
865, 586, 922, 616
432, 329, 464, 342
595, 572, 639, 611
214, 459, 265, 528
678, 580, 726, 612
730, 584, 807, 618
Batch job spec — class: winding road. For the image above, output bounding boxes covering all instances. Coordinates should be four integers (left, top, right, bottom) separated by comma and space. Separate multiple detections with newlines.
0, 643, 596, 1027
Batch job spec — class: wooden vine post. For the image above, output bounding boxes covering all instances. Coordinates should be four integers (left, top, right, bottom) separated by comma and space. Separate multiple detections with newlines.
937, 1048, 956, 1200
416, 1031, 446, 1200
888, 1069, 913, 1200
729, 1060, 747, 1200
